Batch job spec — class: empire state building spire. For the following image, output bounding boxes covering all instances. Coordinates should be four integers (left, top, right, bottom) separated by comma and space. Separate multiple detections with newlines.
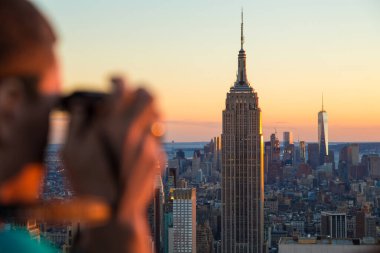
241, 10, 244, 50
235, 9, 250, 88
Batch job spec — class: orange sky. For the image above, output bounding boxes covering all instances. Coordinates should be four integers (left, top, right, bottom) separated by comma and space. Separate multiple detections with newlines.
36, 0, 380, 142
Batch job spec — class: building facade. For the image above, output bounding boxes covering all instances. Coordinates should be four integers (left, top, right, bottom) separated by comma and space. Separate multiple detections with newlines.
172, 188, 197, 253
299, 141, 306, 163
307, 143, 319, 169
318, 97, 329, 165
321, 212, 347, 238
283, 132, 293, 148
221, 12, 264, 253
270, 133, 281, 162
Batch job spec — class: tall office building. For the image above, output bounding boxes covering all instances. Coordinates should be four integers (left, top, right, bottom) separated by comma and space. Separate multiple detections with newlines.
338, 144, 360, 181
299, 141, 306, 163
283, 132, 293, 148
318, 95, 329, 165
362, 154, 380, 179
270, 133, 281, 162
264, 141, 271, 183
153, 176, 165, 253
192, 150, 202, 180
172, 188, 196, 253
222, 11, 264, 253
307, 143, 319, 169
213, 136, 222, 172
321, 212, 347, 238
196, 222, 214, 253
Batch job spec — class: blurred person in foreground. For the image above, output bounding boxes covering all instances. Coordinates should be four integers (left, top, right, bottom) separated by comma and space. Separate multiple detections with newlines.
0, 0, 165, 252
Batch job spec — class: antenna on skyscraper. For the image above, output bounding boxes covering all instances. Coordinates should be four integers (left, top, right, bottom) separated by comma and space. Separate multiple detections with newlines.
241, 8, 244, 49
322, 92, 324, 111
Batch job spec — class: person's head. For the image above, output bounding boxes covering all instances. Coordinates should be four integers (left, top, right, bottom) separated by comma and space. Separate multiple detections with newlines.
0, 0, 60, 204
0, 0, 60, 94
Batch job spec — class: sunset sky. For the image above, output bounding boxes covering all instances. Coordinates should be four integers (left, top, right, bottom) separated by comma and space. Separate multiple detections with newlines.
35, 0, 380, 142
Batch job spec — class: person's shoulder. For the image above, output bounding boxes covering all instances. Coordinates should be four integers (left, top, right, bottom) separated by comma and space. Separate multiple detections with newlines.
0, 228, 56, 253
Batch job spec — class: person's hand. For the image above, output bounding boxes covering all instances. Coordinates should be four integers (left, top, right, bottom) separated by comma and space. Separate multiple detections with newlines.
107, 78, 166, 221
64, 77, 165, 253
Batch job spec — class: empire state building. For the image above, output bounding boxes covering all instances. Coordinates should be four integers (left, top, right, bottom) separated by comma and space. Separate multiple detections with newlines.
221, 12, 264, 253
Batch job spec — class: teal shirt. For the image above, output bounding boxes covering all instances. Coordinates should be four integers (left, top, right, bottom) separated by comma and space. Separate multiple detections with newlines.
0, 229, 56, 253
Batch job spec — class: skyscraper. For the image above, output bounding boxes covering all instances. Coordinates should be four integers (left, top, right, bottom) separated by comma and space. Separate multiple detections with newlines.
152, 176, 165, 253
270, 133, 281, 162
172, 188, 197, 253
318, 95, 329, 165
307, 143, 319, 169
283, 132, 293, 148
299, 141, 306, 163
222, 11, 264, 253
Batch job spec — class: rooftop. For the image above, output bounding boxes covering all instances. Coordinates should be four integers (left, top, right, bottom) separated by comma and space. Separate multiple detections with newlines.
279, 237, 379, 246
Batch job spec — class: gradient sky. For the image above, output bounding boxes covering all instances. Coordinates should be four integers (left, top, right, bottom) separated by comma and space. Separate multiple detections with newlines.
34, 0, 380, 142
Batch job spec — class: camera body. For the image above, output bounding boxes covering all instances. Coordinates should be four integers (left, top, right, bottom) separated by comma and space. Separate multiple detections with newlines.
58, 91, 109, 114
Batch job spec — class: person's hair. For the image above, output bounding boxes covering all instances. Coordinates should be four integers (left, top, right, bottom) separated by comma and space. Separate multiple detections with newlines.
0, 0, 57, 77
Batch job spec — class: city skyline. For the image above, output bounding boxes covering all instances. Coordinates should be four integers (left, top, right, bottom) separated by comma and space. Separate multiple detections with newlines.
35, 0, 380, 142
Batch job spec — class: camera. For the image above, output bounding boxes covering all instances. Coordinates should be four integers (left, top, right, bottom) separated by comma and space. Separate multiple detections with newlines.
58, 91, 109, 114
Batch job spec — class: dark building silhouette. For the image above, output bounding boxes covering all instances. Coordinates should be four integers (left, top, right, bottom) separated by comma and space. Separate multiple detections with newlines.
307, 143, 319, 169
